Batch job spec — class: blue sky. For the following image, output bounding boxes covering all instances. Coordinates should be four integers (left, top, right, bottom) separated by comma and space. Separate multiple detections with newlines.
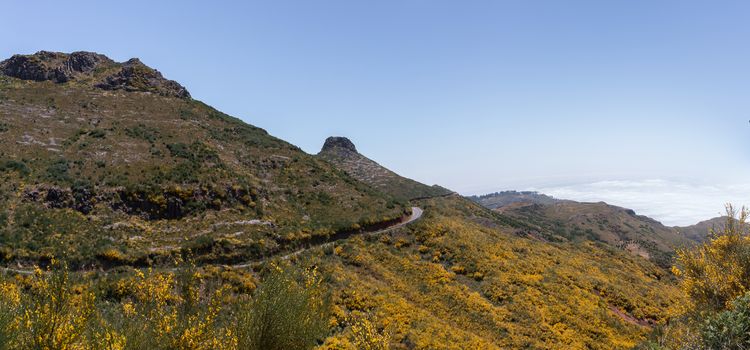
3, 1, 750, 224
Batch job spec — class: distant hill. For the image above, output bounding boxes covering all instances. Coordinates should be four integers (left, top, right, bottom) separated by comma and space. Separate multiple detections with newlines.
468, 190, 563, 209
472, 192, 706, 267
317, 136, 452, 201
674, 216, 727, 242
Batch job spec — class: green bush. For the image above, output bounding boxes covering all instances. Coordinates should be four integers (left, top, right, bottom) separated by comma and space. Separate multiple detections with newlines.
0, 160, 29, 176
701, 293, 750, 349
236, 263, 330, 350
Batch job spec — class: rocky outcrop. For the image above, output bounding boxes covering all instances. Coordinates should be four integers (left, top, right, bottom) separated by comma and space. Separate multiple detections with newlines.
318, 136, 453, 201
321, 136, 358, 155
0, 51, 190, 98
0, 51, 112, 83
96, 58, 190, 99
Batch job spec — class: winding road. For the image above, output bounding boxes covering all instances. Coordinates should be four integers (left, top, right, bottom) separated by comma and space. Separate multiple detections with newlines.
0, 207, 424, 274
231, 206, 423, 268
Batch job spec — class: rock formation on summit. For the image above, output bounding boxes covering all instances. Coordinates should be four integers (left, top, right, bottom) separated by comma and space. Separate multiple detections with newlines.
0, 51, 190, 98
318, 136, 452, 201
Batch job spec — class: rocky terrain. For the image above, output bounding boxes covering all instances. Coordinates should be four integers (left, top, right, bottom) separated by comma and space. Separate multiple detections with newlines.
0, 51, 189, 97
317, 136, 452, 201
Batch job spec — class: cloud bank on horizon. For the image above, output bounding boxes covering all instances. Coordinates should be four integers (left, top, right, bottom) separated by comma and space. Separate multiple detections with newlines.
530, 179, 750, 226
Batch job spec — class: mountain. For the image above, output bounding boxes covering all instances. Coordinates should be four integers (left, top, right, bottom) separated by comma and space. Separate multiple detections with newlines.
0, 51, 407, 267
468, 190, 563, 209
317, 136, 452, 201
0, 51, 687, 349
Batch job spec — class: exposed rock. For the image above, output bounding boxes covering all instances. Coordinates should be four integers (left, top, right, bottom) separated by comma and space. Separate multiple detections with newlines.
318, 136, 453, 201
0, 51, 190, 99
321, 136, 358, 155
96, 58, 190, 99
0, 51, 111, 83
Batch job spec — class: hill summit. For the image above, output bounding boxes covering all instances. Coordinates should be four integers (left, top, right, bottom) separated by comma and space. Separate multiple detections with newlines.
317, 136, 452, 201
0, 50, 189, 98
321, 136, 358, 154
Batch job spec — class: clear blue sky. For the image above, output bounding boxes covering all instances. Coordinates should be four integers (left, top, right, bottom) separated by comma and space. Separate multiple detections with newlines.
3, 1, 750, 224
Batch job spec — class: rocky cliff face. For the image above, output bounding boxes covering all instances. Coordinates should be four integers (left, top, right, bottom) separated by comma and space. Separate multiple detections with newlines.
0, 51, 112, 83
0, 51, 189, 98
95, 58, 190, 98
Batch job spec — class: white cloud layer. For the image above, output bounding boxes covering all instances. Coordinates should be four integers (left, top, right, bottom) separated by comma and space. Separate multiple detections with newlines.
531, 179, 750, 226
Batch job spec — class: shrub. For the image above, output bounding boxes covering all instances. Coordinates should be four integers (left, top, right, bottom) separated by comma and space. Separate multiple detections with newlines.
0, 160, 29, 176
673, 205, 750, 311
235, 263, 330, 350
350, 314, 391, 350
701, 292, 750, 349
14, 265, 95, 350
88, 129, 107, 138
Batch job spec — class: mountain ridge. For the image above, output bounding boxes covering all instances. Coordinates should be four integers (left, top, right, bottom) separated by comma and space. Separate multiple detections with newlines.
317, 136, 453, 201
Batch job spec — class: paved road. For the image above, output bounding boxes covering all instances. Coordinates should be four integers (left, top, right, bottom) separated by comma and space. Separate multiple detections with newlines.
232, 206, 423, 268
0, 206, 425, 274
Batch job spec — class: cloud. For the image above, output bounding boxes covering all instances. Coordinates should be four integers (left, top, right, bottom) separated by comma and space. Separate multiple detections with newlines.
531, 179, 750, 226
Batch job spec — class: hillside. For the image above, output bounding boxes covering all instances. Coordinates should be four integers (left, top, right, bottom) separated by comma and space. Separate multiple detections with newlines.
481, 197, 697, 267
674, 216, 725, 242
310, 195, 683, 349
315, 141, 685, 348
0, 50, 688, 350
0, 51, 407, 268
317, 136, 452, 201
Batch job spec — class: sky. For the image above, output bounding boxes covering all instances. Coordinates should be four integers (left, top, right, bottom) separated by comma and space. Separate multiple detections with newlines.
2, 1, 750, 225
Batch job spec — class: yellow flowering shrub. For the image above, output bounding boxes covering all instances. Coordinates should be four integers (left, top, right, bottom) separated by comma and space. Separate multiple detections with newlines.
673, 206, 750, 311
350, 313, 391, 350
17, 266, 95, 350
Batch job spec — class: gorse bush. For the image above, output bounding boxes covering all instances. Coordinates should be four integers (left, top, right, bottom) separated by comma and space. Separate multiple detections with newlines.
236, 263, 330, 350
643, 205, 750, 349
0, 262, 330, 350
350, 314, 391, 350
0, 263, 95, 350
674, 205, 750, 312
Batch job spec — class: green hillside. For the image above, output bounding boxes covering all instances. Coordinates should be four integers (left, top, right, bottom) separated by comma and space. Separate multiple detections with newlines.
473, 192, 698, 267
0, 51, 407, 268
0, 51, 690, 350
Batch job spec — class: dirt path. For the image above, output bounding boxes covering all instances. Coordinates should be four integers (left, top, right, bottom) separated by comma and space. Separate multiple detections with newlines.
0, 207, 424, 275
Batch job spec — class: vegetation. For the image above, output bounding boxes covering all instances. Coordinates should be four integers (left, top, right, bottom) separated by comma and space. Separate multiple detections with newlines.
0, 262, 330, 350
0, 51, 708, 349
0, 68, 407, 268
312, 196, 683, 349
496, 200, 696, 267
639, 205, 750, 349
